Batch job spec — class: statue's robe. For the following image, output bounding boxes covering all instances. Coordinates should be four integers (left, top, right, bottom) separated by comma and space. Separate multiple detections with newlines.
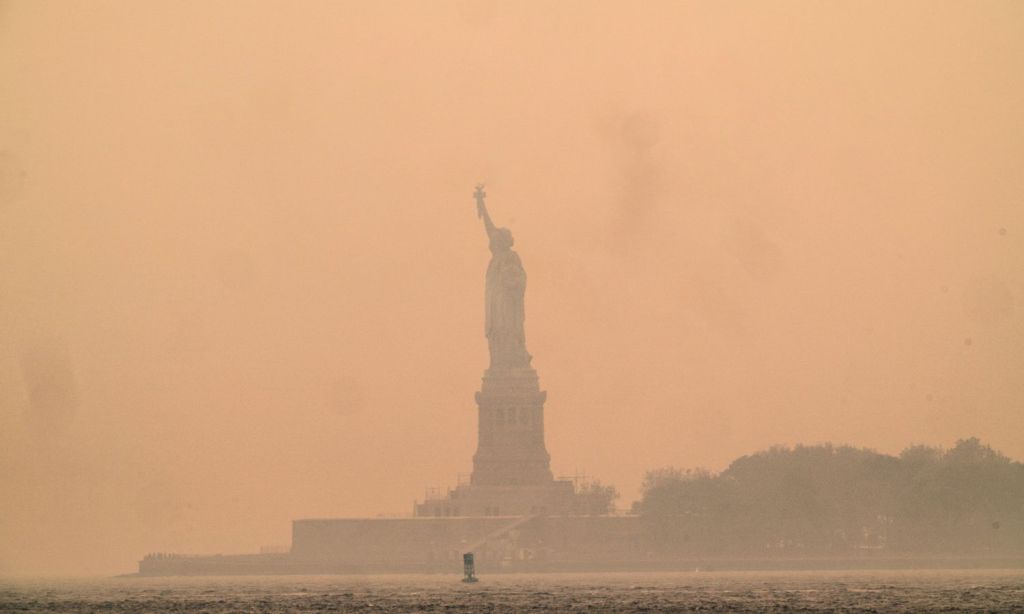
485, 249, 530, 369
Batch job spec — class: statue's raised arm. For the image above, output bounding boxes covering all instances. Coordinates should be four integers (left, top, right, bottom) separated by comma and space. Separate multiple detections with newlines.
474, 184, 497, 239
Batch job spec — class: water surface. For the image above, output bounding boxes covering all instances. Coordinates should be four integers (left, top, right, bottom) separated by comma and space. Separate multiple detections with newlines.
2, 569, 1023, 612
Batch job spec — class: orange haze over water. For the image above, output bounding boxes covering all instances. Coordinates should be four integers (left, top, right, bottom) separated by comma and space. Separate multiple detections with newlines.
1, 1, 1022, 574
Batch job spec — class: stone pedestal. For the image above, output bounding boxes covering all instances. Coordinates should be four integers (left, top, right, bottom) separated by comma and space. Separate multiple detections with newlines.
472, 367, 553, 486
414, 365, 576, 518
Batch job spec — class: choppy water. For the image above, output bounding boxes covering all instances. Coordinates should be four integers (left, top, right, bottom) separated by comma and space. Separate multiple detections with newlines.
2, 570, 1023, 612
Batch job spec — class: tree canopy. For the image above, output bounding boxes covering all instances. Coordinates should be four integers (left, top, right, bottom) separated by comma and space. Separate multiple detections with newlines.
635, 439, 1024, 555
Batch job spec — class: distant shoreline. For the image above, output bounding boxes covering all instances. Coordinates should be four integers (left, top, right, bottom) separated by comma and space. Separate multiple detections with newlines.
132, 553, 1024, 577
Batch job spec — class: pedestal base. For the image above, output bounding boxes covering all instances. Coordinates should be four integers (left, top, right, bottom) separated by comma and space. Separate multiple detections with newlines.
472, 367, 553, 487
414, 480, 575, 518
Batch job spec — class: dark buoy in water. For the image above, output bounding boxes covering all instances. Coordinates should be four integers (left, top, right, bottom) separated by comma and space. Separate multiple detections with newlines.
462, 552, 479, 583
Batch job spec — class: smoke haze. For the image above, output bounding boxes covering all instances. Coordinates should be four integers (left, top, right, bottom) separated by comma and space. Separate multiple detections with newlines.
1, 1, 1022, 574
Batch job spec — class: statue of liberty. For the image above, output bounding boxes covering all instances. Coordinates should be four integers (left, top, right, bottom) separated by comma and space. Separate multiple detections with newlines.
474, 184, 532, 370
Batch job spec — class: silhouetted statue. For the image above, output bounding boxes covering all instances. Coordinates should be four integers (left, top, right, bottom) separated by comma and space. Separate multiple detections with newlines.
475, 185, 531, 369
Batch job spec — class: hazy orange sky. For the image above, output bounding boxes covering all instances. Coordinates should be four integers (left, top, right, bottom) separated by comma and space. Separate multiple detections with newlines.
1, 1, 1021, 575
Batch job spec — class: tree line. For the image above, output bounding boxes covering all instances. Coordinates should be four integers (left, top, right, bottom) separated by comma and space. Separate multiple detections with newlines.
633, 438, 1024, 555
